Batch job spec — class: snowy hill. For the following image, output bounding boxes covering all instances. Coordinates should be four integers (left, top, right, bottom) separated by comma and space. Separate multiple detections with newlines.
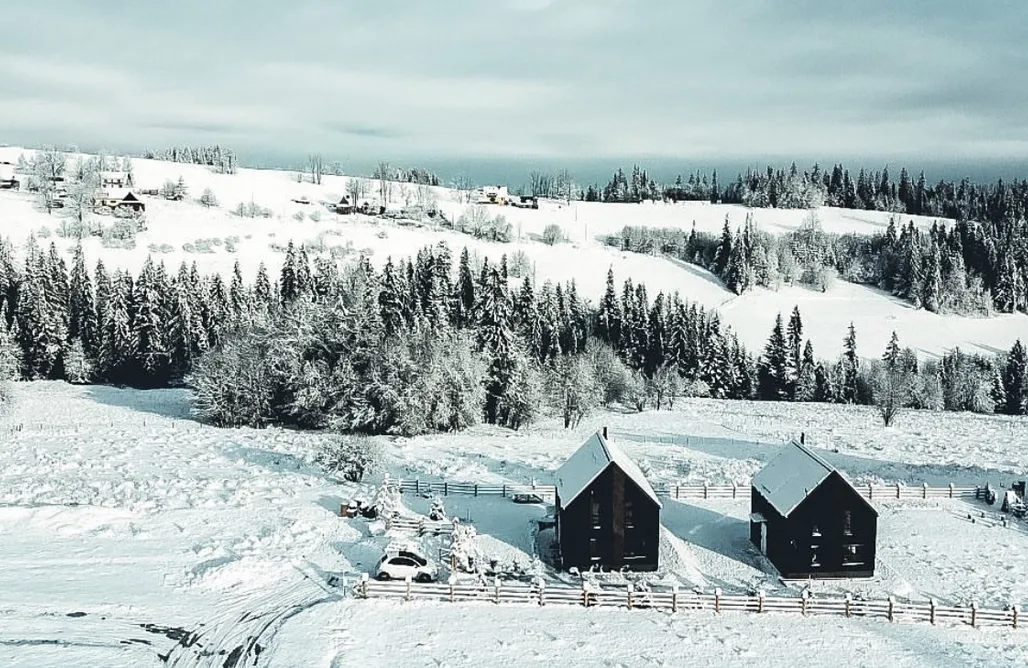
1, 146, 1025, 358
2, 382, 1028, 666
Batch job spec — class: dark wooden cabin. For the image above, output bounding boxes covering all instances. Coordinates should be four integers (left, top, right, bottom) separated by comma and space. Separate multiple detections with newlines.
554, 428, 661, 572
750, 440, 877, 579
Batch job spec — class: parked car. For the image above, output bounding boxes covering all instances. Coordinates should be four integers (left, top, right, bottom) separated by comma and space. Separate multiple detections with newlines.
374, 551, 439, 582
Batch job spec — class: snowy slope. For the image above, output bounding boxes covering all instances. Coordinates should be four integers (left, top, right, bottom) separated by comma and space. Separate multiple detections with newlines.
1, 383, 1028, 666
0, 145, 1025, 359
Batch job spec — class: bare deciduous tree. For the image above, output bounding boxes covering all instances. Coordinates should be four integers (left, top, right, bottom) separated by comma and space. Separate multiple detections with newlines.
346, 177, 367, 207
31, 147, 66, 215
374, 161, 393, 206
308, 154, 324, 185
451, 174, 475, 204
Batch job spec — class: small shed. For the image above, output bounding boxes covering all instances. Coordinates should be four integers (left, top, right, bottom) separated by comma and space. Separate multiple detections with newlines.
98, 188, 146, 213
750, 440, 877, 579
554, 428, 661, 572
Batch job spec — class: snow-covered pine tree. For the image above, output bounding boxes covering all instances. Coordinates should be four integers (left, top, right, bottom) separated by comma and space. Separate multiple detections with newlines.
280, 241, 299, 304
132, 257, 171, 386
596, 267, 622, 350
1002, 339, 1027, 415
841, 322, 859, 402
883, 331, 901, 370
786, 306, 803, 395
795, 339, 817, 401
757, 313, 789, 399
713, 216, 733, 277
97, 272, 136, 384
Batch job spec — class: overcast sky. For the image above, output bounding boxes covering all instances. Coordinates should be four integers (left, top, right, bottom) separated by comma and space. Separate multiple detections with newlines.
2, 1, 1027, 174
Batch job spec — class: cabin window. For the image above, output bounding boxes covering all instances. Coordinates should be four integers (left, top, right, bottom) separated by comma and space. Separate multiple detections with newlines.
589, 537, 600, 561
811, 524, 822, 537
590, 494, 601, 529
624, 499, 635, 529
842, 511, 853, 536
842, 544, 865, 567
811, 548, 821, 568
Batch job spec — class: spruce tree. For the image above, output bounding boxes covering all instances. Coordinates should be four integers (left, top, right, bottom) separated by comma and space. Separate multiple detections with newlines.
786, 306, 803, 393
596, 267, 622, 349
842, 322, 859, 402
453, 247, 476, 329
713, 216, 733, 276
757, 313, 789, 399
280, 241, 299, 303
883, 331, 901, 370
1003, 339, 1027, 415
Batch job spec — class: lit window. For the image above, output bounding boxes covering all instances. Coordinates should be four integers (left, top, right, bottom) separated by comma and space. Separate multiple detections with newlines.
625, 499, 635, 529
590, 494, 601, 529
812, 524, 821, 537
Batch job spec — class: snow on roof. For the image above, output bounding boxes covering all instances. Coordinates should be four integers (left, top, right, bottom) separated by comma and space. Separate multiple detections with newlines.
100, 171, 128, 180
752, 440, 835, 517
554, 430, 661, 510
0, 165, 15, 180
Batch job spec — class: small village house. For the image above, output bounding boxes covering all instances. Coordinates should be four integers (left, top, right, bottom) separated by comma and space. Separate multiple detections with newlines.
335, 195, 354, 214
97, 188, 146, 213
100, 171, 132, 188
480, 185, 510, 205
0, 164, 19, 190
554, 428, 661, 572
750, 439, 877, 579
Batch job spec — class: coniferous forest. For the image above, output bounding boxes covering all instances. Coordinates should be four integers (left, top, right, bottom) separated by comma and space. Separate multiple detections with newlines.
0, 235, 1024, 434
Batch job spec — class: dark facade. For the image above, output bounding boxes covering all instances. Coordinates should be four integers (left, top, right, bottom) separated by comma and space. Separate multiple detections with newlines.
751, 470, 877, 579
556, 458, 661, 572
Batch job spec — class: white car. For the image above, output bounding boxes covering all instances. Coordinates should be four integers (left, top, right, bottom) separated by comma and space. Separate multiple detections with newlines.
374, 551, 439, 582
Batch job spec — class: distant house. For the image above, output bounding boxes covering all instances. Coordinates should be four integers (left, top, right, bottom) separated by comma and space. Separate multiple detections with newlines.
554, 428, 662, 572
750, 440, 877, 579
512, 195, 539, 209
100, 171, 131, 188
334, 195, 354, 214
480, 185, 510, 205
0, 165, 19, 190
98, 188, 146, 213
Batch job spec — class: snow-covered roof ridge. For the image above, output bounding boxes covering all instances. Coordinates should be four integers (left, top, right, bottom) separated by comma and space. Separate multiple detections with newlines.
554, 430, 662, 510
752, 439, 835, 517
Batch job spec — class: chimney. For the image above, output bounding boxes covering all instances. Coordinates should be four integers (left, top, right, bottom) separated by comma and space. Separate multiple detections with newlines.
602, 426, 608, 440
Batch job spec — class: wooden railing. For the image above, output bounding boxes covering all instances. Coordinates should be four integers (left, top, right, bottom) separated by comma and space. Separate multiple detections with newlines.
355, 577, 1022, 630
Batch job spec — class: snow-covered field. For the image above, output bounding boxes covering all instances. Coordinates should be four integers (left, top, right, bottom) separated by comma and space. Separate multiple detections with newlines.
1, 146, 1025, 358
3, 382, 1028, 666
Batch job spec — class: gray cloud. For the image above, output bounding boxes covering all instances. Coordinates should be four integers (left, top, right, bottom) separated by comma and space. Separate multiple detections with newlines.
0, 0, 1026, 166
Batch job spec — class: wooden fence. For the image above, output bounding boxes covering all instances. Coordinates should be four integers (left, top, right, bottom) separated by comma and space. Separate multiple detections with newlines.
355, 577, 1022, 630
396, 478, 981, 502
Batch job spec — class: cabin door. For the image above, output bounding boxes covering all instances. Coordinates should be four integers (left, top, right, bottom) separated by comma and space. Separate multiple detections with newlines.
759, 522, 767, 555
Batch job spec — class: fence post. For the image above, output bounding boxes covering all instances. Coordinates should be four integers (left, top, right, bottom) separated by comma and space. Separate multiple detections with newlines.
444, 481, 448, 496
449, 575, 456, 603
415, 479, 420, 496
405, 575, 412, 601
896, 483, 901, 499
672, 584, 679, 613
502, 484, 507, 498
971, 602, 978, 628
923, 482, 928, 499
732, 482, 737, 499
715, 587, 721, 614
538, 579, 545, 606
758, 590, 765, 614
494, 577, 501, 605
418, 519, 425, 535
845, 593, 851, 618
360, 573, 369, 598
930, 598, 936, 625
949, 483, 954, 499
888, 596, 894, 622
474, 483, 478, 497
675, 485, 680, 499
801, 590, 809, 616
627, 583, 633, 610
582, 582, 591, 608
869, 484, 873, 501
704, 482, 709, 500
1013, 604, 1020, 630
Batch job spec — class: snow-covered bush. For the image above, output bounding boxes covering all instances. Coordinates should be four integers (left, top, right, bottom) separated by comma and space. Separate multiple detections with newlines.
429, 497, 446, 521
100, 219, 138, 249
448, 518, 478, 572
315, 435, 381, 482
541, 223, 565, 245
198, 187, 218, 208
372, 476, 401, 519
63, 340, 93, 384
